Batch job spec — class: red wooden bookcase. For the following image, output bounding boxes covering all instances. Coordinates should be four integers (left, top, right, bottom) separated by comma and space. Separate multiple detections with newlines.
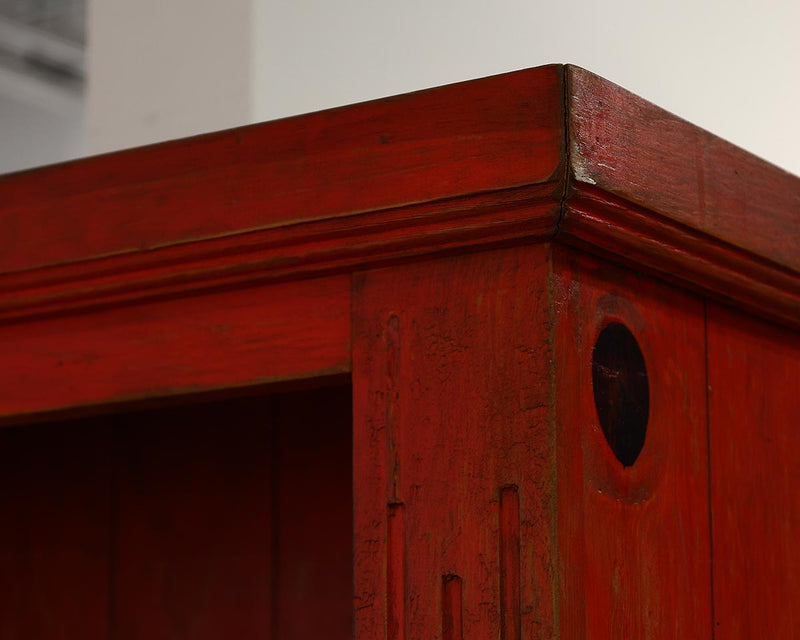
0, 64, 798, 639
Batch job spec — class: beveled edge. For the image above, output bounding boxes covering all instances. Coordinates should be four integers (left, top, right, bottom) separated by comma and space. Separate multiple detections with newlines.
0, 64, 798, 328
560, 64, 800, 328
0, 184, 561, 323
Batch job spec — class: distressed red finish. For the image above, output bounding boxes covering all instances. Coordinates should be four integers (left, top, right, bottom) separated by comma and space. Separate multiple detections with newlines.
706, 304, 800, 638
353, 246, 555, 639
0, 65, 797, 638
553, 249, 711, 637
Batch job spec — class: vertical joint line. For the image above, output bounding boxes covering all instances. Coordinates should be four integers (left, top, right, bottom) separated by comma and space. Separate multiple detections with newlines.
386, 313, 401, 502
387, 502, 405, 640
554, 63, 572, 238
500, 485, 522, 640
703, 301, 716, 639
442, 574, 464, 640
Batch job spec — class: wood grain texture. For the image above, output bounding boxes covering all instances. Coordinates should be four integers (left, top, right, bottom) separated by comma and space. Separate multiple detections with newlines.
0, 65, 564, 274
566, 64, 800, 273
442, 576, 464, 640
706, 304, 800, 637
552, 248, 711, 638
1, 64, 797, 331
0, 418, 111, 640
559, 184, 800, 329
0, 185, 559, 324
0, 62, 797, 640
353, 246, 555, 639
0, 275, 350, 423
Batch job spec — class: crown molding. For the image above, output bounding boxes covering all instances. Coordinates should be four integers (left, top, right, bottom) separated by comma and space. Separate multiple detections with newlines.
1, 64, 798, 328
557, 183, 800, 328
0, 183, 560, 323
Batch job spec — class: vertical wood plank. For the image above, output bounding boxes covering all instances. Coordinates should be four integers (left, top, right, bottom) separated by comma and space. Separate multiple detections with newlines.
0, 419, 111, 640
707, 304, 800, 637
553, 248, 711, 638
353, 246, 555, 639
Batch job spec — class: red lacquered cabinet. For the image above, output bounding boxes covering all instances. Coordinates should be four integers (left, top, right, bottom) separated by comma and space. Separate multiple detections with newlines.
0, 65, 797, 639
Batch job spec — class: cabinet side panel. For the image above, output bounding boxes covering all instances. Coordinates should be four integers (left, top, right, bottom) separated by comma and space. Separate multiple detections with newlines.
353, 245, 555, 639
707, 304, 800, 637
0, 419, 111, 640
553, 249, 711, 638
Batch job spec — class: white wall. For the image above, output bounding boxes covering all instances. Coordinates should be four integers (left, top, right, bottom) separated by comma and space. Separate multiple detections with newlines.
0, 16, 85, 175
10, 0, 796, 175
0, 91, 84, 174
86, 0, 252, 154
252, 0, 800, 176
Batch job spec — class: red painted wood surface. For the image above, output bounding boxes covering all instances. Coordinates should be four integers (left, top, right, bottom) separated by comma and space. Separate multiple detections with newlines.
0, 275, 350, 423
353, 246, 555, 639
0, 183, 560, 325
553, 248, 711, 637
706, 304, 800, 637
0, 386, 352, 639
0, 63, 796, 640
1, 64, 796, 331
0, 66, 563, 274
567, 65, 800, 273
559, 182, 800, 329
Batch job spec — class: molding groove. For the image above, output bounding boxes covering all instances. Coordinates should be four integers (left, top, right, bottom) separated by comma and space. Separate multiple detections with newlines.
0, 184, 559, 323
557, 184, 800, 329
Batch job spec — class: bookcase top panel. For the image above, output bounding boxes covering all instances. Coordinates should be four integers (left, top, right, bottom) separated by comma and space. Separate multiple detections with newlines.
0, 64, 797, 326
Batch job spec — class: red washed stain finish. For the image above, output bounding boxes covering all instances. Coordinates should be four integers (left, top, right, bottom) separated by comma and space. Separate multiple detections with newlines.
0, 64, 796, 640
0, 66, 564, 274
499, 486, 522, 640
353, 246, 556, 639
387, 503, 406, 640
567, 65, 800, 273
0, 274, 350, 424
442, 575, 464, 640
559, 183, 800, 329
707, 304, 800, 638
553, 248, 712, 638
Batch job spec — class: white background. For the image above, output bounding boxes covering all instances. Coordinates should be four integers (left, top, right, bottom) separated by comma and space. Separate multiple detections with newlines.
2, 0, 798, 176
252, 0, 800, 175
